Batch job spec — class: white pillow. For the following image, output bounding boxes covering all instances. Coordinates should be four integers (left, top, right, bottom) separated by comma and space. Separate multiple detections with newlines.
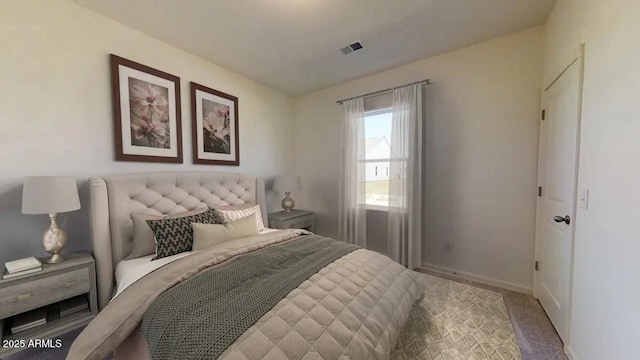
216, 204, 265, 231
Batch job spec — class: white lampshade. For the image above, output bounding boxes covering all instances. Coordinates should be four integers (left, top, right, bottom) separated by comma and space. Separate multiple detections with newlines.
22, 176, 81, 214
273, 176, 302, 192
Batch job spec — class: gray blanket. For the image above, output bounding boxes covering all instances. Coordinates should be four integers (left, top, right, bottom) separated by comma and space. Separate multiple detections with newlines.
140, 235, 359, 360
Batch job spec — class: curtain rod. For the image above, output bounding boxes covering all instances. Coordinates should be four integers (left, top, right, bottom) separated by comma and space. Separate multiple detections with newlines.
336, 79, 432, 104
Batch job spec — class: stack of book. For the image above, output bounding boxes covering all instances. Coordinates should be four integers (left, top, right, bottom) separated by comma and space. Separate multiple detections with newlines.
2, 257, 42, 280
58, 296, 89, 317
11, 308, 47, 333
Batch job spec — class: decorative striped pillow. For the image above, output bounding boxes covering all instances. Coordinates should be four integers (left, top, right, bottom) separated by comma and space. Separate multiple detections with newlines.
128, 208, 207, 260
215, 204, 265, 231
147, 209, 224, 260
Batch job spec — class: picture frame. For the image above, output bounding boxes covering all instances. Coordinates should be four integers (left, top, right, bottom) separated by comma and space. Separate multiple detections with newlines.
190, 82, 239, 166
110, 54, 183, 163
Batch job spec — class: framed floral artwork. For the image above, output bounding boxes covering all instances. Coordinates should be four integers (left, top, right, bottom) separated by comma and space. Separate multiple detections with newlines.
190, 82, 239, 166
110, 54, 183, 163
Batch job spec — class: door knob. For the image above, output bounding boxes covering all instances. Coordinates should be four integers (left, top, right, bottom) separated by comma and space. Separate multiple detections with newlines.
553, 215, 571, 225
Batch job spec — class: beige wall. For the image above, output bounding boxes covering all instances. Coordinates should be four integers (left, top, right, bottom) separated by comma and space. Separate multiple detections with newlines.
544, 0, 640, 358
0, 0, 294, 265
294, 27, 543, 292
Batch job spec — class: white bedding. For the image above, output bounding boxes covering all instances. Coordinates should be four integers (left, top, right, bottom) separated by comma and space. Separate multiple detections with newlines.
114, 227, 280, 298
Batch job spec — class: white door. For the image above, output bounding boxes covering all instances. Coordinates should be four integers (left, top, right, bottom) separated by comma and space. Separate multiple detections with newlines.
534, 56, 583, 342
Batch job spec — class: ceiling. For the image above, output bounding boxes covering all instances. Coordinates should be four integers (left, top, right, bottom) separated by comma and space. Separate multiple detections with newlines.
73, 0, 557, 96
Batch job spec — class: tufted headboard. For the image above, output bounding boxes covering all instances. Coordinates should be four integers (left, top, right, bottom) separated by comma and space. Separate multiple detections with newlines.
88, 171, 268, 309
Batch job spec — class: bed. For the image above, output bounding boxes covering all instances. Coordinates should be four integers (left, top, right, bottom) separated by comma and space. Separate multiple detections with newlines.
67, 171, 424, 360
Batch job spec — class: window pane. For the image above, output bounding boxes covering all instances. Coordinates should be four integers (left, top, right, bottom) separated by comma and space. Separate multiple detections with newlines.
365, 180, 389, 206
362, 109, 392, 206
364, 110, 392, 161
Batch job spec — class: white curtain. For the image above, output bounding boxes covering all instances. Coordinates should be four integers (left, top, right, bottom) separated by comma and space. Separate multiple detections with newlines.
338, 97, 367, 247
387, 84, 423, 269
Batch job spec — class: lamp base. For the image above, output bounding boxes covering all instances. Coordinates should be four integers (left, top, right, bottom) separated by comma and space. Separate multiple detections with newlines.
43, 213, 67, 264
46, 253, 65, 264
281, 192, 295, 212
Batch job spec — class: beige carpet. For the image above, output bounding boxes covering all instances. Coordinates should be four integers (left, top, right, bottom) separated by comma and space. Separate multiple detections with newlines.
392, 273, 522, 360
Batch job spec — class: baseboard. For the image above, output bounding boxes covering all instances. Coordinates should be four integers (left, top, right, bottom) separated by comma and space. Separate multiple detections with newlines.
564, 345, 577, 360
420, 263, 533, 295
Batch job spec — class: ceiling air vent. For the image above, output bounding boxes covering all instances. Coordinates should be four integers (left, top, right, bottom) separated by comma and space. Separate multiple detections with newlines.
340, 41, 364, 55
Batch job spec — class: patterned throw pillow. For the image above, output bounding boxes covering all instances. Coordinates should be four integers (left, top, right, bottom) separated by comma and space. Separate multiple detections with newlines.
128, 208, 207, 260
215, 204, 265, 231
147, 209, 224, 260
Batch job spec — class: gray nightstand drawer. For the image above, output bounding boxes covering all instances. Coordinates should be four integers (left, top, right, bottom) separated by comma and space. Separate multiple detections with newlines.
269, 210, 314, 231
285, 217, 312, 229
0, 268, 90, 319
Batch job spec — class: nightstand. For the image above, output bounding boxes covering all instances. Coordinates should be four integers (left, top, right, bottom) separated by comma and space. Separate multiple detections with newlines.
0, 253, 97, 357
268, 210, 314, 232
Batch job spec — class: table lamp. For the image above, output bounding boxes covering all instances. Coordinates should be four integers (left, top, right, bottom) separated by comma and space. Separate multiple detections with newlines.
22, 176, 81, 263
273, 176, 302, 212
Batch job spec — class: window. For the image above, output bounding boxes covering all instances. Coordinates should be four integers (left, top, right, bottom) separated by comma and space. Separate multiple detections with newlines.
360, 108, 394, 207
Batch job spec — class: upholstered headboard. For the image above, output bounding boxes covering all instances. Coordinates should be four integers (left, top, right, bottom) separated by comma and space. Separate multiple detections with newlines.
88, 171, 268, 309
